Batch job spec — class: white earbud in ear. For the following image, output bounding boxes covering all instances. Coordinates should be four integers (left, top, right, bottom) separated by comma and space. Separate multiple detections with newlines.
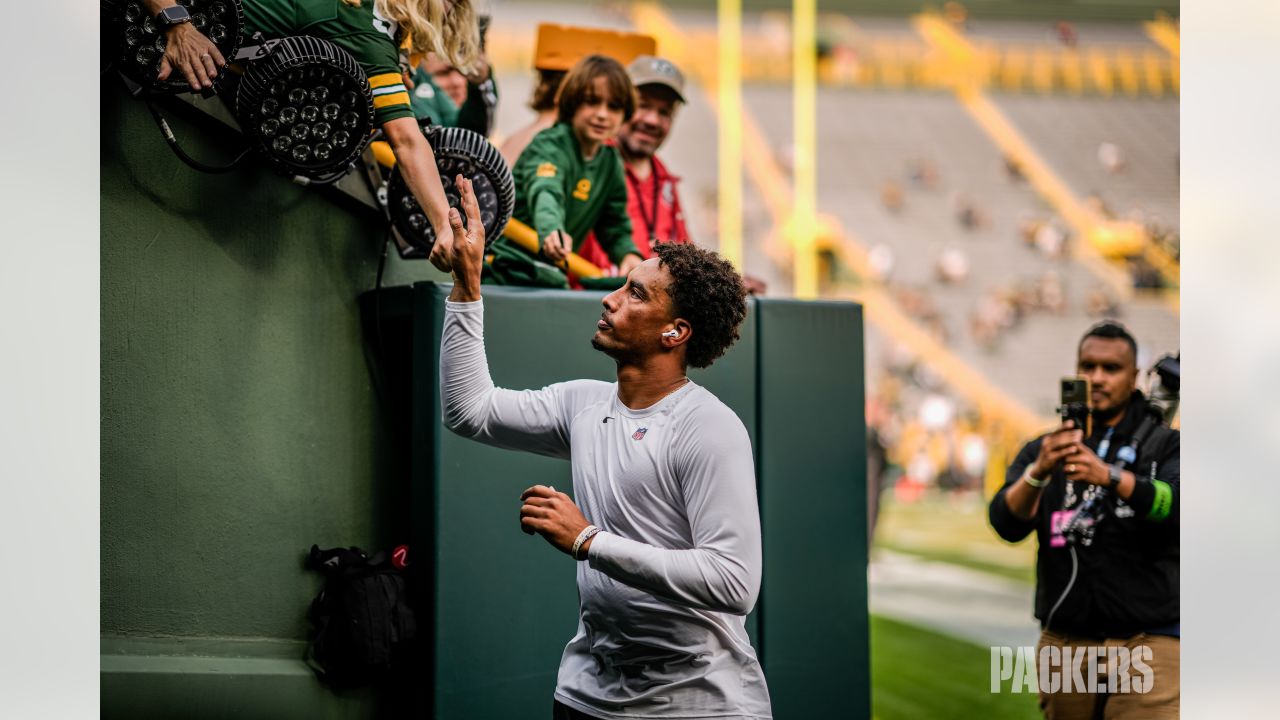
662, 330, 679, 338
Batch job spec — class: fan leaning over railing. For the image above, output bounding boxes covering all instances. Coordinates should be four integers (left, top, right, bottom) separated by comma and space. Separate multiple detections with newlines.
105, 0, 484, 270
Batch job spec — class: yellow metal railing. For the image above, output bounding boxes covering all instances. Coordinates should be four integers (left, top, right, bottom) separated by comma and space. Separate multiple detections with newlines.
718, 0, 744, 271
792, 0, 819, 298
501, 218, 604, 279
487, 20, 1178, 98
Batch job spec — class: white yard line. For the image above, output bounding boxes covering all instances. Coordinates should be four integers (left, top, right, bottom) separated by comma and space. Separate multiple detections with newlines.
870, 549, 1041, 649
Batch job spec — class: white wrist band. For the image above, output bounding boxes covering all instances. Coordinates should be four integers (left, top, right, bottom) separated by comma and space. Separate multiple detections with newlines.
1023, 468, 1048, 488
571, 525, 602, 560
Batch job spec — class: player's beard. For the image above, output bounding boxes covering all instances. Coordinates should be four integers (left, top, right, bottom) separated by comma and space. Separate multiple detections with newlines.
591, 333, 641, 364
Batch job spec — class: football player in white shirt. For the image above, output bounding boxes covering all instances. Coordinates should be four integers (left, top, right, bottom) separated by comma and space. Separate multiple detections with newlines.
439, 177, 771, 720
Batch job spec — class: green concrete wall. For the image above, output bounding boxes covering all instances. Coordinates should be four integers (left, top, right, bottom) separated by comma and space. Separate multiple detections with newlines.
757, 300, 870, 719
100, 80, 435, 717
102, 80, 398, 641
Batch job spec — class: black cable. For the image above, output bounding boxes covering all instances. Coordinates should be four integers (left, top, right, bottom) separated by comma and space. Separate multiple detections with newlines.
1045, 545, 1078, 633
376, 226, 391, 292
293, 166, 353, 187
358, 227, 393, 410
374, 227, 391, 365
145, 101, 251, 174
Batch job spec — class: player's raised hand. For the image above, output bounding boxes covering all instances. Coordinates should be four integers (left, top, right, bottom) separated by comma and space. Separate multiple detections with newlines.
446, 175, 486, 301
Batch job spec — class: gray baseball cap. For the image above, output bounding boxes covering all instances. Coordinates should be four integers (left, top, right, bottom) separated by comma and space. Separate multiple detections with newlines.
626, 55, 686, 103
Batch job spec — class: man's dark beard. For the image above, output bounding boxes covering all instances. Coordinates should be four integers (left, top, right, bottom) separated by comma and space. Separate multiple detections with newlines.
591, 335, 639, 364
619, 134, 654, 162
1091, 402, 1126, 425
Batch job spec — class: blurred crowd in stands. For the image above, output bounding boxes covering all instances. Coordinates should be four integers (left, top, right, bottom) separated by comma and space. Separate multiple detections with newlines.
866, 351, 1000, 532
864, 130, 1176, 358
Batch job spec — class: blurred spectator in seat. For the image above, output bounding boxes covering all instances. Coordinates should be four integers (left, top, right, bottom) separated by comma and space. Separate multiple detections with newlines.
970, 289, 1014, 352
1097, 141, 1126, 175
943, 1, 968, 29
1129, 257, 1163, 289
1055, 20, 1078, 48
409, 49, 498, 136
936, 246, 970, 284
955, 416, 989, 495
951, 192, 987, 231
881, 179, 904, 214
1034, 222, 1067, 259
1085, 191, 1114, 219
868, 243, 895, 282
1003, 155, 1025, 182
1019, 216, 1044, 250
1086, 284, 1121, 318
1037, 270, 1066, 314
908, 158, 940, 190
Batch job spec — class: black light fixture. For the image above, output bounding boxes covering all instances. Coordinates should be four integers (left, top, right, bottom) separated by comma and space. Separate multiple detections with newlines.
106, 0, 243, 95
386, 125, 514, 255
236, 36, 374, 183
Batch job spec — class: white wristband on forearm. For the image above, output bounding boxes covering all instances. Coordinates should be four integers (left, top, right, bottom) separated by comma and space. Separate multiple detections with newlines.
1023, 467, 1048, 488
571, 525, 602, 560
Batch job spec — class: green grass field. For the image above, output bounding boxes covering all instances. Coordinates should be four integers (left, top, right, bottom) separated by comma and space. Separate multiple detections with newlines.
870, 495, 1042, 718
872, 614, 1040, 720
874, 492, 1037, 584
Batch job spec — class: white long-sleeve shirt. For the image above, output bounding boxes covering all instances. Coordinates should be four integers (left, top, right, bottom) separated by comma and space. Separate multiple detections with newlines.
441, 299, 772, 719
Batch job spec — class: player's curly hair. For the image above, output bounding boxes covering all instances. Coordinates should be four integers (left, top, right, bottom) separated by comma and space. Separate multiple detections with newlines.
654, 243, 748, 369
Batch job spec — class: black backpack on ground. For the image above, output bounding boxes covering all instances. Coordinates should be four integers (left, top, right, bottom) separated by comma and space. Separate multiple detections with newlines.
304, 544, 417, 688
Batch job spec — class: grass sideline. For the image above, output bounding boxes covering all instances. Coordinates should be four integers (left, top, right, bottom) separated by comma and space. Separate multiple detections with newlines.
872, 614, 1040, 719
875, 541, 1035, 585
873, 492, 1037, 585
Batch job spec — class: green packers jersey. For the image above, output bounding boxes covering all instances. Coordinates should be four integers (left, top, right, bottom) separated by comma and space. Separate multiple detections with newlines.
510, 122, 636, 261
407, 66, 459, 127
242, 0, 412, 125
408, 67, 498, 136
484, 123, 636, 287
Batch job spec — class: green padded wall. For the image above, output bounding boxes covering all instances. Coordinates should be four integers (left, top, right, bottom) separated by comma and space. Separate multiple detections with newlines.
756, 299, 870, 719
100, 80, 416, 718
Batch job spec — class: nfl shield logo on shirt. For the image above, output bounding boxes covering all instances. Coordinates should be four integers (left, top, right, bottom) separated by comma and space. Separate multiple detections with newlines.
632, 427, 648, 441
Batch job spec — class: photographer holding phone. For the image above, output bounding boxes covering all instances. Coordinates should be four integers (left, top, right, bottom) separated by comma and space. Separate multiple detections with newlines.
989, 321, 1180, 719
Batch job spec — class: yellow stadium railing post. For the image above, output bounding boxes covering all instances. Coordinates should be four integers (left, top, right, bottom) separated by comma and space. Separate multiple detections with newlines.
718, 0, 744, 271
792, 0, 818, 298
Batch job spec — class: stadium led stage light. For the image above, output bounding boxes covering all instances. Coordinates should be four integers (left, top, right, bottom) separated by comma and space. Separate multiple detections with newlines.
236, 37, 374, 183
107, 0, 243, 94
386, 126, 514, 255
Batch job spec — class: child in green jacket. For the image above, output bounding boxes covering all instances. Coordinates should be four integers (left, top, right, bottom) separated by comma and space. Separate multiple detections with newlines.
486, 55, 643, 287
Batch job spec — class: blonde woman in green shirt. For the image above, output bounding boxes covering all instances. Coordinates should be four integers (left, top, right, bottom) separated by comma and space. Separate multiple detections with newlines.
143, 0, 480, 271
